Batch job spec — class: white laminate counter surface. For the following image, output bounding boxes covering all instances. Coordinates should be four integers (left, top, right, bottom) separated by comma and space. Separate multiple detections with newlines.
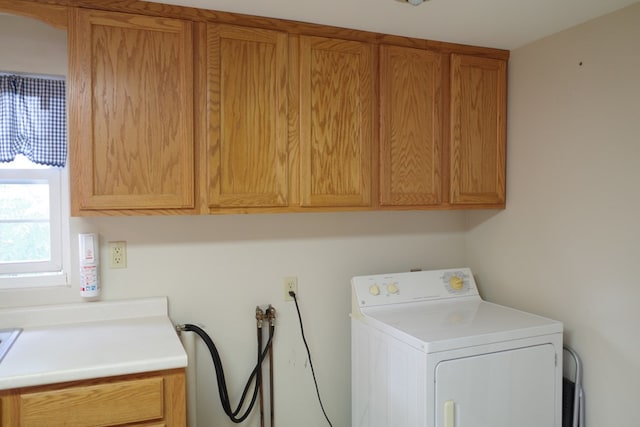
0, 297, 187, 390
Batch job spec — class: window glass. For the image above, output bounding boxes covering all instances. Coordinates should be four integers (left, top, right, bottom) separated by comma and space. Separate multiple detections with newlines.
0, 181, 50, 263
0, 155, 69, 288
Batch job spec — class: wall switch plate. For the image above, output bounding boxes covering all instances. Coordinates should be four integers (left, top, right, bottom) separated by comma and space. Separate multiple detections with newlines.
284, 276, 298, 301
109, 241, 127, 269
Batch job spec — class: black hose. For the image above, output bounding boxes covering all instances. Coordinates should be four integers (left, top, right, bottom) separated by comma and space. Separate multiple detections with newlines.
181, 323, 274, 424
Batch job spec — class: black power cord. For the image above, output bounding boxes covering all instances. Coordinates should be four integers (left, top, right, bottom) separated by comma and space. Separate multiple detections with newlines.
180, 323, 273, 423
290, 291, 334, 427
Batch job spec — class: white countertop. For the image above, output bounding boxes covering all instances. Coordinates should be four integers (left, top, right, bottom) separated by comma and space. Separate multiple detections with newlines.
0, 297, 187, 390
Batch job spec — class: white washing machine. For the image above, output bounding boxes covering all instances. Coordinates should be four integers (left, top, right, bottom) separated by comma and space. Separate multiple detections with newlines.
351, 268, 563, 427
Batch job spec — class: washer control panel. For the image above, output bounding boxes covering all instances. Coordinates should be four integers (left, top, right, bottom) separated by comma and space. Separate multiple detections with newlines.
352, 268, 480, 308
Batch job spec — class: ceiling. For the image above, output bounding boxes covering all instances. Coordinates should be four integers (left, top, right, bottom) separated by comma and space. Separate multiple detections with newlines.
148, 0, 638, 50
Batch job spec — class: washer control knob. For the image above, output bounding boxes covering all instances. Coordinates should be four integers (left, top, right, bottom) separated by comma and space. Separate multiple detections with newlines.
387, 283, 399, 294
369, 284, 381, 296
449, 276, 464, 291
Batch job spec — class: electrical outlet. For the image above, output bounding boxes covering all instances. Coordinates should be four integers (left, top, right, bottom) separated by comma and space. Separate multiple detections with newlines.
109, 241, 127, 269
284, 276, 298, 301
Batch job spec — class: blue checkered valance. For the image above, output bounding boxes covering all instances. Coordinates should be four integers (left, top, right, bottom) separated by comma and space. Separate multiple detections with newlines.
0, 74, 66, 167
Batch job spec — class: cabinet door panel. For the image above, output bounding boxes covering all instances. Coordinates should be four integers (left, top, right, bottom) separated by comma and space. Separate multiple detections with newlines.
207, 24, 288, 208
1, 369, 185, 427
380, 45, 443, 206
20, 377, 163, 426
69, 9, 194, 212
450, 54, 506, 205
299, 36, 373, 207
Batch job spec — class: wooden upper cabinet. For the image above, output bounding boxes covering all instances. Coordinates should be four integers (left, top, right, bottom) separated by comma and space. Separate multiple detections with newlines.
205, 24, 289, 209
450, 54, 507, 206
379, 45, 444, 207
69, 9, 195, 213
298, 35, 374, 208
59, 0, 507, 214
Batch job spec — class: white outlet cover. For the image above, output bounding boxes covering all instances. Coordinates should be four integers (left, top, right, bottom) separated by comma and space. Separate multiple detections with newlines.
108, 241, 127, 269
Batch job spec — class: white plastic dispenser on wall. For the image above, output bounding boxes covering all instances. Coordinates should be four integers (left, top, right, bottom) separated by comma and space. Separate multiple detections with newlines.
79, 233, 100, 298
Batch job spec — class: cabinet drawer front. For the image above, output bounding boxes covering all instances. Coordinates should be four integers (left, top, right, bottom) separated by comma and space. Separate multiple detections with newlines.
19, 377, 164, 427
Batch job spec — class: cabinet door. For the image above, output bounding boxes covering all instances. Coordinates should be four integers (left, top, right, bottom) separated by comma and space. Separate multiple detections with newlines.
379, 45, 443, 206
299, 35, 374, 207
450, 54, 506, 206
206, 24, 289, 208
69, 9, 194, 212
0, 369, 186, 427
19, 377, 164, 426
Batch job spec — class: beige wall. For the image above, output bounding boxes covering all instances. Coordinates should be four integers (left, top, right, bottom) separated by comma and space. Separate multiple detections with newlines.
0, 15, 67, 76
465, 3, 640, 426
4, 4, 640, 425
75, 212, 467, 427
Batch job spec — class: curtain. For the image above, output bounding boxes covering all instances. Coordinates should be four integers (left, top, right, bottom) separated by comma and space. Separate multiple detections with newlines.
0, 75, 66, 167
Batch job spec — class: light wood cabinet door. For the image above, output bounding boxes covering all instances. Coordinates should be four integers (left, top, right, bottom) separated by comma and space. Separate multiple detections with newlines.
450, 54, 506, 206
298, 35, 374, 207
379, 45, 444, 206
69, 9, 195, 213
206, 24, 289, 208
0, 369, 186, 427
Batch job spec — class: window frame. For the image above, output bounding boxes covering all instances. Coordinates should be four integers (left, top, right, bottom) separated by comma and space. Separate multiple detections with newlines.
0, 163, 70, 289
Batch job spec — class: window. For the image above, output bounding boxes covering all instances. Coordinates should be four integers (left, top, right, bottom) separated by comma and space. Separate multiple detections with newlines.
0, 74, 69, 289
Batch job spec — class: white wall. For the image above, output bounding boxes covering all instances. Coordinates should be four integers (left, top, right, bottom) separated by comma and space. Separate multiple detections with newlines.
465, 3, 640, 426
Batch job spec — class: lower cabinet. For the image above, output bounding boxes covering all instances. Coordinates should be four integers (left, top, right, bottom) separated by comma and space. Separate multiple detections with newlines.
0, 369, 186, 427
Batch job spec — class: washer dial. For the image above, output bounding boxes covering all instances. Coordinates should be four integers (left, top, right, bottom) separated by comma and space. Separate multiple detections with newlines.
442, 271, 470, 294
449, 276, 464, 290
386, 283, 399, 294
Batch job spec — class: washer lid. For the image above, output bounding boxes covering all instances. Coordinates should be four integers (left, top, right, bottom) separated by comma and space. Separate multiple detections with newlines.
359, 299, 563, 353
